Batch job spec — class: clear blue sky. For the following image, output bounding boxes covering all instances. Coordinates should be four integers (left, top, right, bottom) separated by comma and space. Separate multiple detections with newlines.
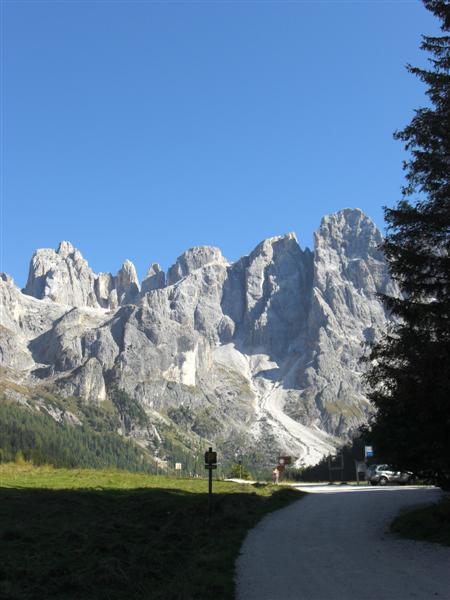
2, 0, 440, 286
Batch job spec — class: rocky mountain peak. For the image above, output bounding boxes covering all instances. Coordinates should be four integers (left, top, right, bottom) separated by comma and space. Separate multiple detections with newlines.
23, 243, 99, 308
57, 240, 76, 258
146, 263, 162, 278
314, 209, 396, 308
315, 208, 383, 259
22, 242, 148, 309
118, 259, 139, 282
219, 231, 313, 356
141, 263, 166, 294
167, 246, 228, 285
115, 260, 140, 304
249, 231, 302, 263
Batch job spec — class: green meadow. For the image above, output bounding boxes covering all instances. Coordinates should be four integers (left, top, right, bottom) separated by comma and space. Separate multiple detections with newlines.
0, 464, 301, 599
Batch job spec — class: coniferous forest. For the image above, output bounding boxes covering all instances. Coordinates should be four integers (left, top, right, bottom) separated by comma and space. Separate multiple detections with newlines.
0, 402, 151, 471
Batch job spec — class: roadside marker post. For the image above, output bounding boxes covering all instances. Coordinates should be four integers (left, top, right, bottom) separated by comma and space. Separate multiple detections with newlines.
355, 461, 367, 485
204, 447, 217, 518
277, 456, 291, 481
328, 454, 344, 483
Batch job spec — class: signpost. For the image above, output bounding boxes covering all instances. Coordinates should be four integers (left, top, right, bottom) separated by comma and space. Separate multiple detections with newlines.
235, 452, 245, 480
278, 456, 291, 476
365, 446, 374, 459
175, 463, 182, 478
328, 454, 344, 482
355, 460, 367, 485
204, 447, 217, 517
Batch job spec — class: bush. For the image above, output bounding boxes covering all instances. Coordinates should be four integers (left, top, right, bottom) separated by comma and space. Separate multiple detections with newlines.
228, 462, 252, 480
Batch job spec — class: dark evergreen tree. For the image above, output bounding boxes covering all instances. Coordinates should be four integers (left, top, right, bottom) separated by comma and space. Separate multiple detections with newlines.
365, 0, 450, 488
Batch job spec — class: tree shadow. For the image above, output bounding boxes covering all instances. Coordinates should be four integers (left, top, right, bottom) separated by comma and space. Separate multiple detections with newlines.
0, 484, 299, 600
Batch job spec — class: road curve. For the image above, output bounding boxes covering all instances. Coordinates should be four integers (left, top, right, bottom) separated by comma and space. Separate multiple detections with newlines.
235, 486, 450, 600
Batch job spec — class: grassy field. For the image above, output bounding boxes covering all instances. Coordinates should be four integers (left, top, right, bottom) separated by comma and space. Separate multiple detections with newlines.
391, 496, 450, 546
0, 464, 302, 600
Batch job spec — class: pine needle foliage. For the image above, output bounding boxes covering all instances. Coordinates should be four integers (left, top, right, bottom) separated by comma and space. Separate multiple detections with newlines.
365, 0, 450, 488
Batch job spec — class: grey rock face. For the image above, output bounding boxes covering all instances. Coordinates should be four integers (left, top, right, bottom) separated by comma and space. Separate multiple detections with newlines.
24, 241, 100, 308
23, 243, 141, 310
1, 209, 395, 466
0, 272, 67, 346
222, 233, 313, 356
289, 209, 397, 437
57, 357, 107, 405
167, 246, 228, 285
29, 307, 111, 373
115, 260, 140, 304
141, 263, 166, 294
95, 272, 116, 308
0, 324, 35, 372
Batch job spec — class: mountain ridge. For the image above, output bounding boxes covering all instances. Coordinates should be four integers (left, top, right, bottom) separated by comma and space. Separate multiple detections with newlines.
0, 208, 395, 467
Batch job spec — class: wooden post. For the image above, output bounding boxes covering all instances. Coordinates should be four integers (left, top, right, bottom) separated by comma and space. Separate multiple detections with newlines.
208, 465, 213, 517
204, 447, 217, 519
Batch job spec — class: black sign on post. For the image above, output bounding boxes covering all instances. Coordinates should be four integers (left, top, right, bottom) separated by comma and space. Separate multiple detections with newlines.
204, 447, 217, 517
204, 449, 217, 467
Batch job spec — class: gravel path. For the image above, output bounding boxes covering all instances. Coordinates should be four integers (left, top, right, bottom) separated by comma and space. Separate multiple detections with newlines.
235, 485, 450, 600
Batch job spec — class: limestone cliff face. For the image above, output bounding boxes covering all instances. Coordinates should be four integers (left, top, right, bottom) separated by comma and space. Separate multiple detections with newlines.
23, 242, 140, 310
222, 232, 313, 355
115, 260, 140, 305
166, 247, 228, 286
290, 209, 396, 438
0, 209, 394, 466
23, 241, 100, 308
141, 264, 165, 294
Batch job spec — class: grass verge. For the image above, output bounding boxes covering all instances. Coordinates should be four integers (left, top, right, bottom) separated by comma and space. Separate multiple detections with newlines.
391, 496, 450, 546
0, 464, 302, 599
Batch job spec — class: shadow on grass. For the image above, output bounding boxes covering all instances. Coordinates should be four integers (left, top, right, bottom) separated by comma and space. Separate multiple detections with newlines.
391, 496, 450, 547
0, 485, 300, 600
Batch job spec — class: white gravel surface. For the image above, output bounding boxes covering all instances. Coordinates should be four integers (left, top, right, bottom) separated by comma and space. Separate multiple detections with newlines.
235, 485, 450, 600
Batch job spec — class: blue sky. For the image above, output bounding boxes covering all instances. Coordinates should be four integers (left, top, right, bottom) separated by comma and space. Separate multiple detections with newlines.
2, 0, 440, 286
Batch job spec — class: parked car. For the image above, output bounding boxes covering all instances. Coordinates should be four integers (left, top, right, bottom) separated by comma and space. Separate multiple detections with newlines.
366, 464, 413, 486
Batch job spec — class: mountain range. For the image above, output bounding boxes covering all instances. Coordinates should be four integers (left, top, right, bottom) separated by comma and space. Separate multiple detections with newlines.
0, 208, 396, 468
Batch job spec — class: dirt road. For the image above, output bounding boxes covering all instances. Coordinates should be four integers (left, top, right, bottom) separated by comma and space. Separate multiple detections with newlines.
235, 485, 450, 600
